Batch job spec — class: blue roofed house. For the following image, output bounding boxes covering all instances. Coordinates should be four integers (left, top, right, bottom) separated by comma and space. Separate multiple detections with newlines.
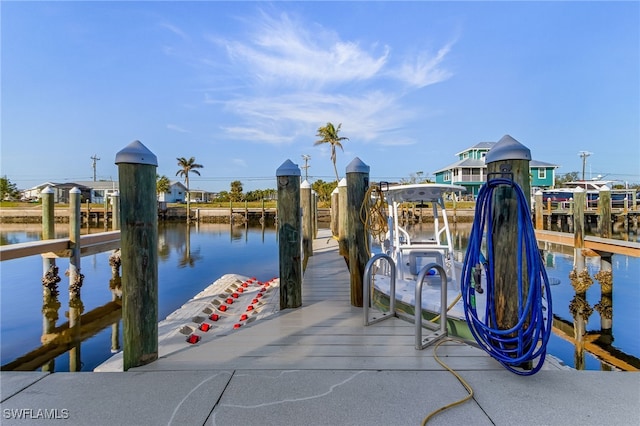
433, 142, 558, 199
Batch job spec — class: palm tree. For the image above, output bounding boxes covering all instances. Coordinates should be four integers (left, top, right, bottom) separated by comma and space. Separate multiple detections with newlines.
314, 122, 349, 183
156, 175, 171, 198
176, 157, 204, 221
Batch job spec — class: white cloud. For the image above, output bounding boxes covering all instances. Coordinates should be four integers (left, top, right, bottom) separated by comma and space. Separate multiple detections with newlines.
159, 22, 189, 41
222, 90, 410, 145
195, 10, 455, 148
232, 158, 247, 168
222, 126, 296, 145
222, 12, 389, 88
167, 124, 189, 133
395, 40, 456, 88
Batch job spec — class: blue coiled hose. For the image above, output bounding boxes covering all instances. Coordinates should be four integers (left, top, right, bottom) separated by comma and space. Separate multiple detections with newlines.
461, 178, 552, 375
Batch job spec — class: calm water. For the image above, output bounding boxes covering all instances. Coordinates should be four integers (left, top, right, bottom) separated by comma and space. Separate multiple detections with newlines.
1, 222, 638, 371
0, 222, 279, 371
443, 222, 638, 371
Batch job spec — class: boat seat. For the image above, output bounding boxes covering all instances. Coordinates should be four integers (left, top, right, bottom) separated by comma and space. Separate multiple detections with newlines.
408, 250, 444, 275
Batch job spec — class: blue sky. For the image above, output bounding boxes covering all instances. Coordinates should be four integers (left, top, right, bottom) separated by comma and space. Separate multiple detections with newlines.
2, 1, 639, 192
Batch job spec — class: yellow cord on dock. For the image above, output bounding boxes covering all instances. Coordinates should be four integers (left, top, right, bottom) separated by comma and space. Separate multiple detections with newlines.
359, 183, 474, 424
421, 338, 475, 425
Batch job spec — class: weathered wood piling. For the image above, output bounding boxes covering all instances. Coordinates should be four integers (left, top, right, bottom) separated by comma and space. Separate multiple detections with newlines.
41, 186, 58, 372
338, 178, 348, 262
276, 159, 302, 309
346, 157, 370, 307
115, 140, 159, 370
68, 187, 83, 371
485, 135, 531, 342
301, 179, 313, 265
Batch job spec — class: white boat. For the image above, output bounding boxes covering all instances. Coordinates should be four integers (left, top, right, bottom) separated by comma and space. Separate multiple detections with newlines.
364, 183, 486, 345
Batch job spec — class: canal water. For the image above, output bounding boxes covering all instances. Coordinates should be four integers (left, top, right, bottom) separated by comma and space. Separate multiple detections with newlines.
1, 222, 638, 371
0, 222, 279, 372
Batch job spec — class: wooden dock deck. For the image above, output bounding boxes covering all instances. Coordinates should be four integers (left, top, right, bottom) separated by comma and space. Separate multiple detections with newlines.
131, 229, 555, 373
4, 230, 639, 426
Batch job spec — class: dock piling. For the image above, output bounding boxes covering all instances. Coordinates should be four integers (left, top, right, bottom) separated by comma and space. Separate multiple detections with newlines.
111, 191, 120, 230
599, 186, 612, 239
534, 190, 543, 230
276, 160, 302, 309
346, 157, 370, 307
41, 186, 59, 372
68, 187, 83, 371
330, 186, 339, 237
485, 135, 531, 345
301, 180, 313, 266
338, 178, 348, 263
115, 140, 159, 370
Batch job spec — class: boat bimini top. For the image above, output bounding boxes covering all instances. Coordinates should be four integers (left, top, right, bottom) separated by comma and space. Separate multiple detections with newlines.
382, 183, 466, 283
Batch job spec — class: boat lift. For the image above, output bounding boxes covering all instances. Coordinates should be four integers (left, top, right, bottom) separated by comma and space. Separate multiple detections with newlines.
363, 254, 449, 350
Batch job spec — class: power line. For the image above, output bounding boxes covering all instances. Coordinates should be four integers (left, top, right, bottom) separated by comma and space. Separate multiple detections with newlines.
578, 151, 592, 181
90, 154, 101, 182
301, 155, 311, 181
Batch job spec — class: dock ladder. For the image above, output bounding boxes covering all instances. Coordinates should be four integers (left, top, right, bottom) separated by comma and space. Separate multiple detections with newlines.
363, 253, 449, 349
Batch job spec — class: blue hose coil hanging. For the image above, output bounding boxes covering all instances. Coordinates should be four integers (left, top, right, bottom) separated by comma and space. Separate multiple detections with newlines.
461, 178, 553, 375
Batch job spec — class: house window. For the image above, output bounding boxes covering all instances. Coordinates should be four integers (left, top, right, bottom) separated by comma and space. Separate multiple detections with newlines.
538, 169, 546, 179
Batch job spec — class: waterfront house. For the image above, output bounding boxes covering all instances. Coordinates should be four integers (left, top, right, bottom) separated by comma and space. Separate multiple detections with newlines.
433, 142, 558, 198
157, 181, 188, 203
74, 180, 119, 204
188, 188, 217, 203
21, 182, 92, 203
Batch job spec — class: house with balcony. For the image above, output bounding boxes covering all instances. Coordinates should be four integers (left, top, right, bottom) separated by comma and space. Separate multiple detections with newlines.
433, 142, 558, 198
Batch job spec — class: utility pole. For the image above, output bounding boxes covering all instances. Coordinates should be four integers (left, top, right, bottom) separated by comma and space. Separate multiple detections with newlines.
301, 154, 311, 181
91, 154, 101, 181
578, 151, 592, 182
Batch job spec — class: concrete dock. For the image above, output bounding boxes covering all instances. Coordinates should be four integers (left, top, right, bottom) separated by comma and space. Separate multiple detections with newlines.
1, 230, 639, 425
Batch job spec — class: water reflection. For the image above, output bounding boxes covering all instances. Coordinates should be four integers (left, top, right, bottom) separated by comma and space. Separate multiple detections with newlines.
395, 222, 639, 371
1, 223, 279, 372
41, 265, 61, 372
547, 247, 639, 371
1, 221, 636, 371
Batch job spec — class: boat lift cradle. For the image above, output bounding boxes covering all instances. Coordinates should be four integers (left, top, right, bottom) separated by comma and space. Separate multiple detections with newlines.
362, 183, 464, 349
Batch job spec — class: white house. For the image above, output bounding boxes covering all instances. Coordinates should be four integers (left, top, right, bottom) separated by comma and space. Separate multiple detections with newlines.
74, 180, 119, 204
21, 182, 92, 203
158, 181, 188, 203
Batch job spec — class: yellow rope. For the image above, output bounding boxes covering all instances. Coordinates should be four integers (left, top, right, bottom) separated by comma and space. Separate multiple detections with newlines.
360, 184, 389, 257
421, 338, 475, 425
430, 293, 462, 323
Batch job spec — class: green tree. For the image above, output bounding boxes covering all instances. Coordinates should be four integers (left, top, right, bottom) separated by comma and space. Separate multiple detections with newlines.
314, 122, 349, 183
555, 172, 579, 187
0, 176, 20, 201
311, 179, 337, 205
264, 188, 277, 200
176, 157, 204, 219
156, 175, 171, 197
214, 191, 231, 203
230, 180, 243, 202
245, 189, 272, 202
